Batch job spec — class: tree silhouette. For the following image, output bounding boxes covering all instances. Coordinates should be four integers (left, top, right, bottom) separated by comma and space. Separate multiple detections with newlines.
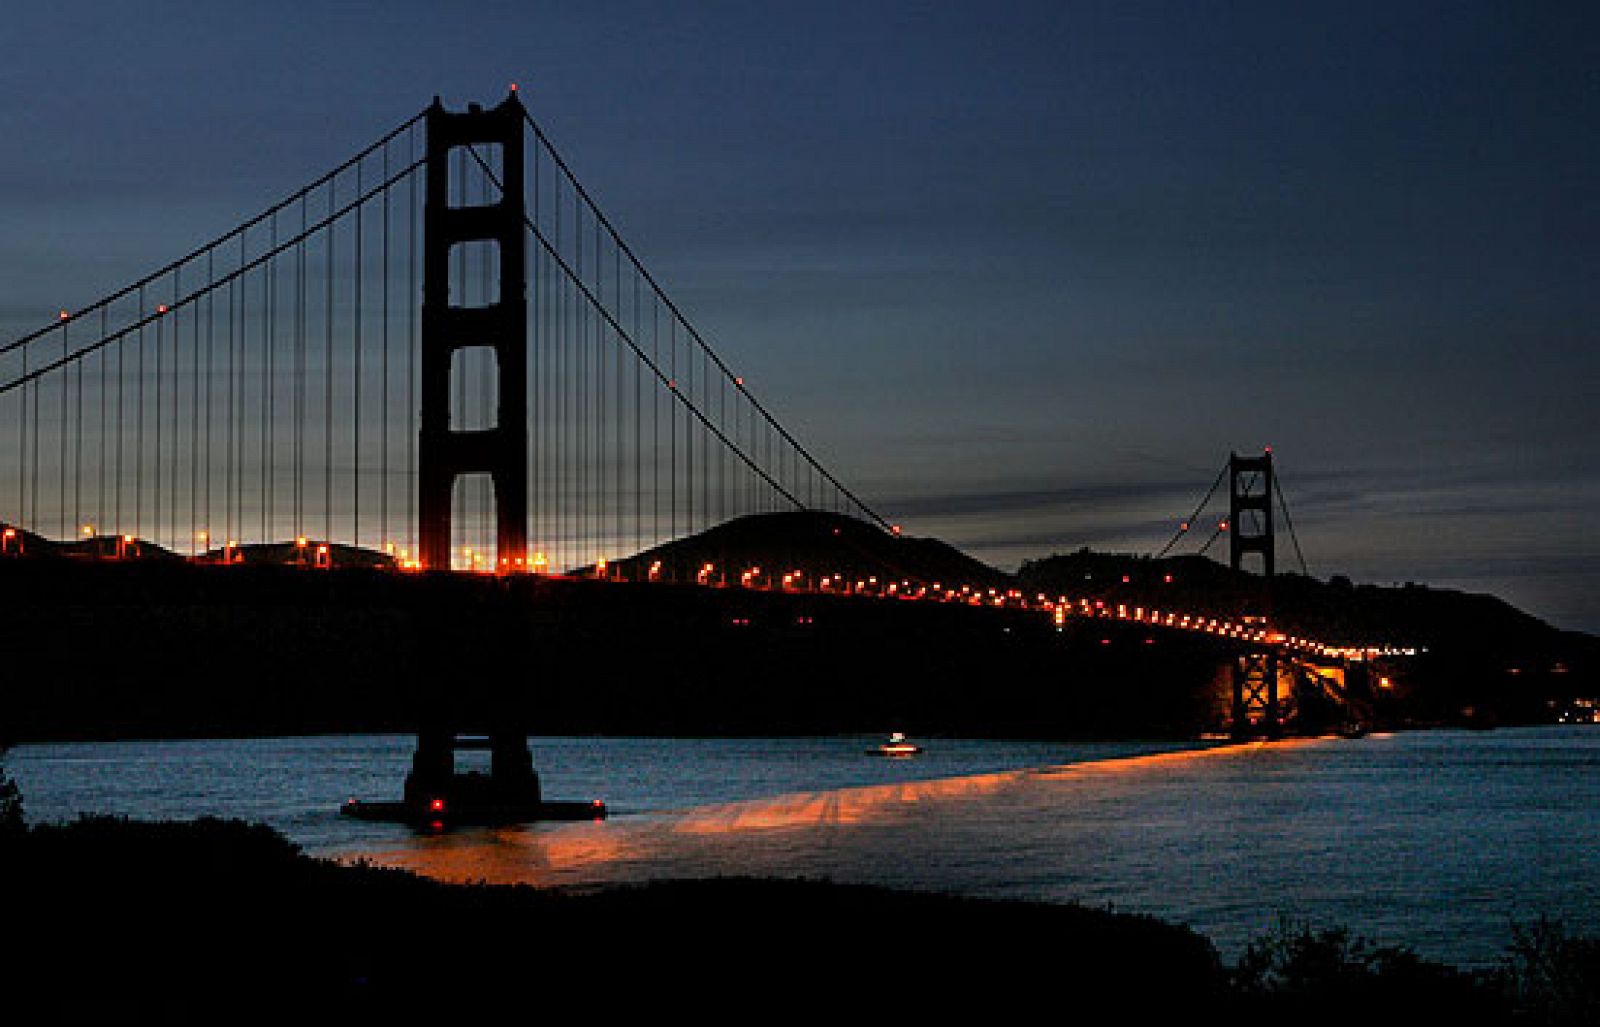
0, 746, 23, 838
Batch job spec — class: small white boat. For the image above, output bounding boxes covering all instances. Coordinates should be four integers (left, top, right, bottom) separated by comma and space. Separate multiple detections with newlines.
868, 731, 922, 757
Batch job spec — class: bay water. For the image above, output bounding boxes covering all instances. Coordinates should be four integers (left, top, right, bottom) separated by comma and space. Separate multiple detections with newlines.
10, 726, 1599, 966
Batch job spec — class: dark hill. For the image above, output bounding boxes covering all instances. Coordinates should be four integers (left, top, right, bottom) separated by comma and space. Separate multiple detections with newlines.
1019, 548, 1600, 721
2, 527, 392, 569
602, 510, 1013, 590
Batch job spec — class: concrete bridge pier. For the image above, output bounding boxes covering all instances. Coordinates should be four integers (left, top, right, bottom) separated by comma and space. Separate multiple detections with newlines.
402, 728, 543, 814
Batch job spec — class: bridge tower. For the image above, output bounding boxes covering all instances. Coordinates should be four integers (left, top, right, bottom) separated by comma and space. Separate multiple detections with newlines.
419, 93, 528, 573
1229, 449, 1280, 738
406, 93, 540, 819
1228, 450, 1274, 579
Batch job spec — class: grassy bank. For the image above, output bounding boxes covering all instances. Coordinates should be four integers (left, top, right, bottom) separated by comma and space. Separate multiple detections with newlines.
3, 817, 1595, 1023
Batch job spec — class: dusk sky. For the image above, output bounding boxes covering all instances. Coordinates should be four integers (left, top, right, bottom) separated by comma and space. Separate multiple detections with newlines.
2, 2, 1596, 631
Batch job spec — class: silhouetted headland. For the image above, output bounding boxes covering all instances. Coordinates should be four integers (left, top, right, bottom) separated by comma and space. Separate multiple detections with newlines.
1, 512, 1593, 743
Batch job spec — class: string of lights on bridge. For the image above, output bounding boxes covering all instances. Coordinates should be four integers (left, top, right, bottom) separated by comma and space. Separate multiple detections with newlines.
0, 517, 1416, 664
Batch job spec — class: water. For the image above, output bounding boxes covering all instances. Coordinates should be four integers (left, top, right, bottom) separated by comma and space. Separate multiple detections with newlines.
9, 727, 1600, 966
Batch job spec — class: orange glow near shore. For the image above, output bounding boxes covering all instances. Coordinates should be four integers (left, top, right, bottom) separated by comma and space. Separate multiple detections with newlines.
346, 737, 1337, 889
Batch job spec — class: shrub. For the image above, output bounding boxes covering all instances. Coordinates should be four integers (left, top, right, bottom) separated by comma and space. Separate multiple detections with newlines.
0, 746, 23, 838
1499, 918, 1600, 1025
1229, 918, 1497, 1022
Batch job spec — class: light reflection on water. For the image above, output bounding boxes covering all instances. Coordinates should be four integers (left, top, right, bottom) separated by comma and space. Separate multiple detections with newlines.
356, 730, 1600, 966
6, 735, 1186, 854
11, 728, 1600, 966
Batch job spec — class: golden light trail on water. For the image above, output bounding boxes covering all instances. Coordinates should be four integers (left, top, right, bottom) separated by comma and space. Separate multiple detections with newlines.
348, 737, 1338, 889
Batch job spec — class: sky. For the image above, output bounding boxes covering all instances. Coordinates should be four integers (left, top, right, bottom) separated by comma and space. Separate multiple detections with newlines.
1, 2, 1596, 631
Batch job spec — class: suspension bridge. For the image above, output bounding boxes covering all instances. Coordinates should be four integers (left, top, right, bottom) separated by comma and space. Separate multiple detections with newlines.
0, 92, 1410, 818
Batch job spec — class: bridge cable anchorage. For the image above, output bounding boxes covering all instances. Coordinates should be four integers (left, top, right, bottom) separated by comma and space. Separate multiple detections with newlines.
513, 107, 895, 535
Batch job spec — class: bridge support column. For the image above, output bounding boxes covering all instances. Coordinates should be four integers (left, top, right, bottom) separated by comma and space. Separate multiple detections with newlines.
419, 93, 528, 573
403, 729, 542, 815
1231, 650, 1281, 739
1228, 450, 1281, 738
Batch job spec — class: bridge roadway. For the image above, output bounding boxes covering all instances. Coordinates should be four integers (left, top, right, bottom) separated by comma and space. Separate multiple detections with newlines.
600, 554, 1415, 666
1, 519, 1414, 667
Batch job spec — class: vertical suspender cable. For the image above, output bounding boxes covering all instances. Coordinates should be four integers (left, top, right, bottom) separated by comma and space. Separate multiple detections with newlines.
135, 286, 144, 538
30, 362, 38, 531
408, 125, 417, 557
261, 226, 272, 542
381, 139, 390, 552
229, 245, 238, 541
11, 347, 21, 527
530, 141, 540, 555
596, 217, 605, 560
325, 182, 335, 542
99, 306, 108, 534
353, 159, 363, 548
633, 264, 641, 558
205, 251, 214, 545
1273, 472, 1310, 576
651, 295, 659, 551
169, 275, 179, 545
669, 316, 676, 541
295, 195, 306, 540
19, 347, 29, 531
191, 263, 199, 547
61, 322, 70, 538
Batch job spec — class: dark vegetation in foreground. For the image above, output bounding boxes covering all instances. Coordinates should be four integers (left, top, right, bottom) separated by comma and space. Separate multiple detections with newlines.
1, 814, 1596, 1024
